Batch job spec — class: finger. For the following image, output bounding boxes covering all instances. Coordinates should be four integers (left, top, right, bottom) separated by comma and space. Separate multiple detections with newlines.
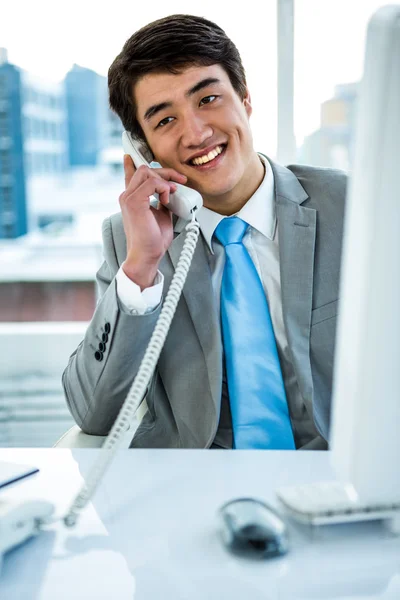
124, 163, 164, 193
123, 178, 173, 210
150, 203, 173, 231
124, 154, 136, 190
158, 185, 171, 207
152, 168, 187, 184
123, 164, 184, 197
159, 182, 177, 206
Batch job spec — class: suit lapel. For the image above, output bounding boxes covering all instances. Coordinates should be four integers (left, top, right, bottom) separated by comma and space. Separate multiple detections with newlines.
157, 229, 222, 445
269, 159, 317, 413
167, 228, 220, 366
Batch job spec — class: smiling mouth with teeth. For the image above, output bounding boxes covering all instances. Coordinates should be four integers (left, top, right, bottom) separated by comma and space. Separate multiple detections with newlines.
190, 144, 226, 166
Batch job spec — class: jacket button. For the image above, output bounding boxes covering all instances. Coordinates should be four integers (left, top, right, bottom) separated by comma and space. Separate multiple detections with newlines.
102, 333, 108, 343
95, 351, 103, 361
98, 342, 106, 353
104, 322, 111, 334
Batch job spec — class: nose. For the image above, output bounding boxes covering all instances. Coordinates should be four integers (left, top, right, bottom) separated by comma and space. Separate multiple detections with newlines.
180, 112, 213, 149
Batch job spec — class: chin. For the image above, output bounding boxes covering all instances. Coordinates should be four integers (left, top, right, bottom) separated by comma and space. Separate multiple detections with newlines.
200, 173, 240, 195
197, 183, 234, 199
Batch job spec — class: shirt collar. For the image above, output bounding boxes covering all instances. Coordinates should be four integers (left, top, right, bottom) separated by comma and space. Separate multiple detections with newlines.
174, 154, 276, 254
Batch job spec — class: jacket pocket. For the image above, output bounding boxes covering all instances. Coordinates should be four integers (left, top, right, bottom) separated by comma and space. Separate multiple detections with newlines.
311, 299, 339, 326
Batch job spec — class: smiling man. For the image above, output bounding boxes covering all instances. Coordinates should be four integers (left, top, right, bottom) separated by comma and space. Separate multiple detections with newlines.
134, 65, 263, 216
62, 14, 347, 450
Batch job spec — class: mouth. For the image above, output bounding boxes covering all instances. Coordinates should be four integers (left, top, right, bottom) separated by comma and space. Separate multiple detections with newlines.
186, 144, 227, 170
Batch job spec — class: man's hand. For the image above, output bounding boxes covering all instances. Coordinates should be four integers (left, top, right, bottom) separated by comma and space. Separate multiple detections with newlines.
120, 155, 187, 290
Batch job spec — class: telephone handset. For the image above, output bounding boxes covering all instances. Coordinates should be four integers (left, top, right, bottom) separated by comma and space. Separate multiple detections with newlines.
122, 130, 203, 220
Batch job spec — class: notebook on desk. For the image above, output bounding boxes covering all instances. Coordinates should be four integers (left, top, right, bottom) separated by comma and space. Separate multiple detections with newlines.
0, 462, 39, 490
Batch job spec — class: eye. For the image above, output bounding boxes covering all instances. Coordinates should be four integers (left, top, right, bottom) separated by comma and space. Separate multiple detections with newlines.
199, 95, 218, 106
156, 116, 174, 129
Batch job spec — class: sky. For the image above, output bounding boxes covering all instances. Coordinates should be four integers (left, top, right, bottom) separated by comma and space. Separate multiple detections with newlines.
0, 0, 388, 155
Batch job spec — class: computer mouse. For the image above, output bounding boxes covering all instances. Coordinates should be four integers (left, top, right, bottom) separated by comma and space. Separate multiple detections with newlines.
218, 497, 290, 559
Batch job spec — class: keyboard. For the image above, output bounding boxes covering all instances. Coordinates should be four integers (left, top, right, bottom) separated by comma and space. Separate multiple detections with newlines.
276, 481, 400, 525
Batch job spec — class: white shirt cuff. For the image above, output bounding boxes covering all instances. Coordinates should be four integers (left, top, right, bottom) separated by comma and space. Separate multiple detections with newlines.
116, 267, 164, 315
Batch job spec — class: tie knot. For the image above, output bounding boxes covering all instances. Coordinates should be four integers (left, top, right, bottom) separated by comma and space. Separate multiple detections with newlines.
214, 217, 248, 247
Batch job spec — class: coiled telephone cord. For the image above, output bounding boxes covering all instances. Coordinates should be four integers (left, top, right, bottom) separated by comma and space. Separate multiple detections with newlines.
63, 215, 200, 527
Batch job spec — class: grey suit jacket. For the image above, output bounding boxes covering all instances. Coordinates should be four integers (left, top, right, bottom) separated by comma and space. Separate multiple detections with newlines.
62, 158, 347, 448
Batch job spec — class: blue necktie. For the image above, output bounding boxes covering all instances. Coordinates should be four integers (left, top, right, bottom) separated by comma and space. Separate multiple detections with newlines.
214, 217, 296, 449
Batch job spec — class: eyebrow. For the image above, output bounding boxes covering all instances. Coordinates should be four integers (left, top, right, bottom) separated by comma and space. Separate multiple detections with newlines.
143, 77, 222, 122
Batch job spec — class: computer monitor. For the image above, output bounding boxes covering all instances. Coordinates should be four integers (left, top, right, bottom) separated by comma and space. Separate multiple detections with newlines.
330, 5, 400, 504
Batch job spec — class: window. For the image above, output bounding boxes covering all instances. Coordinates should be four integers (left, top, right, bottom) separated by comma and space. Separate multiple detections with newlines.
51, 122, 57, 139
294, 0, 386, 169
0, 113, 9, 136
3, 223, 14, 237
0, 150, 11, 174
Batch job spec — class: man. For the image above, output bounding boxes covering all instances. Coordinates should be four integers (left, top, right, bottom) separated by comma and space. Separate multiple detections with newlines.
62, 14, 346, 450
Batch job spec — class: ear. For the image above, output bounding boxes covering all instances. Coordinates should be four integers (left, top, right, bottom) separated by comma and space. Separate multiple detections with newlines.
243, 88, 252, 118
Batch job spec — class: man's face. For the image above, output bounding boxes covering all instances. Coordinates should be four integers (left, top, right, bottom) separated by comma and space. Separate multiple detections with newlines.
134, 64, 256, 208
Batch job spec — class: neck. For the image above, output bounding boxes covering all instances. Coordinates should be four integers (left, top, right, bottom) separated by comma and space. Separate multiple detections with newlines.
203, 152, 265, 216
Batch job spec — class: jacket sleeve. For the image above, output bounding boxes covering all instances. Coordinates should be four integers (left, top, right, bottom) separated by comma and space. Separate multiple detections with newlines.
62, 216, 162, 435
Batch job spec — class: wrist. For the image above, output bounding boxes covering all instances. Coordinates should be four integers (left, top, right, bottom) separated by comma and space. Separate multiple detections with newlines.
122, 259, 159, 291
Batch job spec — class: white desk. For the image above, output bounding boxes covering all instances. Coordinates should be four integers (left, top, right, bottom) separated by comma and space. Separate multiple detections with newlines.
0, 449, 399, 599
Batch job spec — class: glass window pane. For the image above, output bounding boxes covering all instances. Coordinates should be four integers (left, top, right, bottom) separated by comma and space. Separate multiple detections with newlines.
295, 0, 386, 169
